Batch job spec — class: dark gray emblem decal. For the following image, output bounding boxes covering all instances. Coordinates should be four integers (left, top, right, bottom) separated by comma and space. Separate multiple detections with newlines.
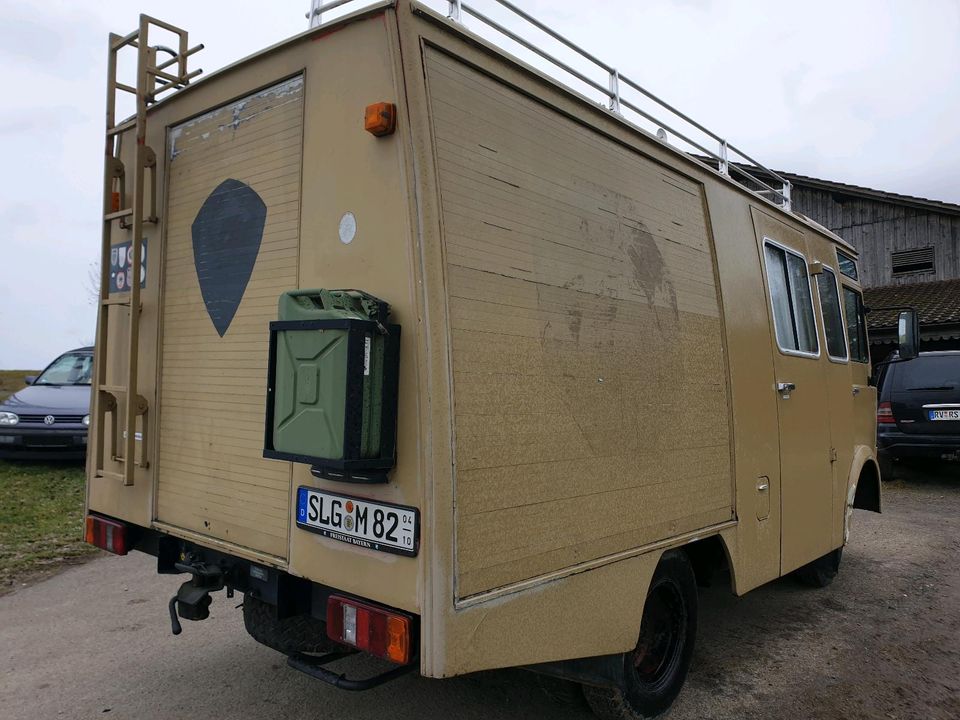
191, 179, 267, 336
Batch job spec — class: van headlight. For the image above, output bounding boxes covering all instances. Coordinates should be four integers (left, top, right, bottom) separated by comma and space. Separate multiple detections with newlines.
0, 412, 19, 426
83, 415, 90, 427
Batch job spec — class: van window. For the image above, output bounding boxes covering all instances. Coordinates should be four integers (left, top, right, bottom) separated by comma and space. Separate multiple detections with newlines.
764, 242, 819, 355
837, 250, 859, 281
816, 267, 847, 361
842, 286, 869, 363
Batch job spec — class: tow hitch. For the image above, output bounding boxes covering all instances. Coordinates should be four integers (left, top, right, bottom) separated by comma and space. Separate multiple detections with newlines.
167, 558, 233, 635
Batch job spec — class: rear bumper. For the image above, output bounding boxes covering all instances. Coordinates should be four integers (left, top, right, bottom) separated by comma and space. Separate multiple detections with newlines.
124, 522, 422, 648
133, 525, 321, 619
0, 427, 87, 459
877, 430, 960, 461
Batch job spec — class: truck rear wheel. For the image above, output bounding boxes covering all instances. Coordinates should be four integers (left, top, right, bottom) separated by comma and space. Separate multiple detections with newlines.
583, 550, 698, 720
242, 594, 341, 656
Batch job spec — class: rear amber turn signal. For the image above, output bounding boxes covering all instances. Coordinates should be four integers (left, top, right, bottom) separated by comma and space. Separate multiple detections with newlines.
327, 595, 412, 664
85, 514, 129, 555
364, 102, 397, 136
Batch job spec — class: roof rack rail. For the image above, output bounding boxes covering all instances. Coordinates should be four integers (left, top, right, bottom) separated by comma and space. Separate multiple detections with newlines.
307, 0, 793, 211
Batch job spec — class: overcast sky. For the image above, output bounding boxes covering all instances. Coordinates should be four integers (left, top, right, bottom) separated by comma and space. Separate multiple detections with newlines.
1, 0, 958, 368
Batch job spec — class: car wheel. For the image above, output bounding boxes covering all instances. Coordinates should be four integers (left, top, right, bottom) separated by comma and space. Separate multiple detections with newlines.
583, 550, 698, 720
794, 547, 843, 588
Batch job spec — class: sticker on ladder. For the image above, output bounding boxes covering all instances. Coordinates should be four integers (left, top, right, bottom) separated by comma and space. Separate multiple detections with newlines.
109, 239, 147, 294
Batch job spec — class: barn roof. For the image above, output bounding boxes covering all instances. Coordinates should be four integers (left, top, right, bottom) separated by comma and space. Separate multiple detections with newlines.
710, 160, 960, 217
780, 171, 960, 217
865, 278, 960, 341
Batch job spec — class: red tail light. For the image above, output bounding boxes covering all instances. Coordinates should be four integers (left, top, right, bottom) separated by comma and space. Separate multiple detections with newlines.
877, 401, 896, 425
84, 514, 129, 555
327, 595, 413, 664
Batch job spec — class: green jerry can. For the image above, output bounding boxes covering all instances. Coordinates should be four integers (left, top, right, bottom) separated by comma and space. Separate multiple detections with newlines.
263, 289, 400, 483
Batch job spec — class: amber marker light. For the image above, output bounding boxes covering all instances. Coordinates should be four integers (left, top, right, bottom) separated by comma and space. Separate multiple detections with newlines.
365, 102, 397, 136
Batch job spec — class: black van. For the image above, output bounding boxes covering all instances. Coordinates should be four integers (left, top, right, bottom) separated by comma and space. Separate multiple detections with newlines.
877, 350, 960, 477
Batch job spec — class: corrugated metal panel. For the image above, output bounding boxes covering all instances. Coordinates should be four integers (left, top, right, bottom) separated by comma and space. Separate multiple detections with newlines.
425, 50, 732, 598
156, 76, 303, 561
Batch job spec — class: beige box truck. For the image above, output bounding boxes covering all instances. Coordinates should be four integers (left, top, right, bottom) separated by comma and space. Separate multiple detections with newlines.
85, 2, 912, 717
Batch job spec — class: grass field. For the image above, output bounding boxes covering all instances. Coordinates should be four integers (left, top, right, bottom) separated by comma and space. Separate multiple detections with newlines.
0, 370, 37, 403
0, 460, 96, 594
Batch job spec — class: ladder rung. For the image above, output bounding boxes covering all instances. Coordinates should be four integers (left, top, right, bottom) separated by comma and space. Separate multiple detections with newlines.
115, 82, 138, 95
107, 118, 137, 136
100, 384, 129, 395
95, 469, 126, 482
111, 29, 139, 51
104, 208, 134, 221
101, 296, 131, 307
110, 457, 149, 469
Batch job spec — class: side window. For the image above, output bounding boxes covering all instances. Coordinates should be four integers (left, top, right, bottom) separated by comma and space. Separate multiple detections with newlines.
763, 241, 819, 356
837, 249, 859, 281
816, 267, 848, 361
842, 286, 869, 363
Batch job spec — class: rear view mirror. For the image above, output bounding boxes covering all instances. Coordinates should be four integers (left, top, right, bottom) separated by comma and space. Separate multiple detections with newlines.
897, 310, 919, 361
24, 375, 36, 385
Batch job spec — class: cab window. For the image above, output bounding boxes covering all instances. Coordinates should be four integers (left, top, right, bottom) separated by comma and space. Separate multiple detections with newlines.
842, 286, 869, 363
837, 250, 859, 281
763, 241, 819, 356
816, 267, 848, 361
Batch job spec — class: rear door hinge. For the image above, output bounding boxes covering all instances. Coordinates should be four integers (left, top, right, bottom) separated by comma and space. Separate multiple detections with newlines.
830, 447, 838, 463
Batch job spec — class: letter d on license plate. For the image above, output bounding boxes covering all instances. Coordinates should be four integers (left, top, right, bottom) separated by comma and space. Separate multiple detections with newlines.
296, 487, 419, 557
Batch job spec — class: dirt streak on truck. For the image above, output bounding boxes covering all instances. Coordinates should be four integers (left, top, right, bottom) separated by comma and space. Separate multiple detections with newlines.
85, 2, 909, 717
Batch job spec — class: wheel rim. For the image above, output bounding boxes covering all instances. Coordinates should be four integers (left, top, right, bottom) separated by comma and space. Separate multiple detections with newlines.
630, 579, 686, 691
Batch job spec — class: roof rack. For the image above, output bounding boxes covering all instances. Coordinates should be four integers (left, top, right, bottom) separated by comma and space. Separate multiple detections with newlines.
308, 0, 793, 210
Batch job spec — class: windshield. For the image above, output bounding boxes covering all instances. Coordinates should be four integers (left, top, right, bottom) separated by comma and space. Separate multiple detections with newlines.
35, 353, 93, 386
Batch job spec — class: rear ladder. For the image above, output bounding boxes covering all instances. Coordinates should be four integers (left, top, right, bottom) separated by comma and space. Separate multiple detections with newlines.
93, 16, 202, 486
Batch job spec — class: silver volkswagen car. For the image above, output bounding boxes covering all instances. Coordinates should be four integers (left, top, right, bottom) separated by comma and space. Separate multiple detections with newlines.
0, 347, 93, 460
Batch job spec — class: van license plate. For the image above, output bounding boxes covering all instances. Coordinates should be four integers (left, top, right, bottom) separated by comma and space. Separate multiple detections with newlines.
295, 487, 419, 556
929, 409, 960, 421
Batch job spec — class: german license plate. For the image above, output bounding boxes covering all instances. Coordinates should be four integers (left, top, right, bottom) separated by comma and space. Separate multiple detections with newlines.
929, 409, 960, 421
295, 487, 419, 556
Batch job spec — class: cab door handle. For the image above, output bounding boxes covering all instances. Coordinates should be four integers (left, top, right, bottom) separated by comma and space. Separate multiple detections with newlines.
777, 381, 796, 394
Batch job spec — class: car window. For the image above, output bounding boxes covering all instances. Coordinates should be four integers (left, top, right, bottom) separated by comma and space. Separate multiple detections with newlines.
894, 356, 960, 390
842, 287, 869, 363
764, 241, 819, 355
816, 267, 847, 361
36, 353, 93, 385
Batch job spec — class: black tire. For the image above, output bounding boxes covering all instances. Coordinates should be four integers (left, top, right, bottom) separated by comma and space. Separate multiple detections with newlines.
583, 550, 698, 720
794, 547, 843, 588
877, 453, 895, 481
242, 594, 341, 656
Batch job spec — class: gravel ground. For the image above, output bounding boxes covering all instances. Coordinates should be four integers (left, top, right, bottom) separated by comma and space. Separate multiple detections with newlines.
0, 464, 957, 720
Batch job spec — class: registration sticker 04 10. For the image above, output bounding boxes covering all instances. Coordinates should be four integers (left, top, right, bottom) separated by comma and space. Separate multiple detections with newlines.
296, 487, 419, 557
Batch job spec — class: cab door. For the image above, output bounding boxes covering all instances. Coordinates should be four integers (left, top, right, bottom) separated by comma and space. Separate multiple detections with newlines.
753, 210, 834, 574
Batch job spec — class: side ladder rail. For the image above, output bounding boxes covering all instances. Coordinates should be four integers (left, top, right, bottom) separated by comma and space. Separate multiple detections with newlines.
93, 16, 201, 486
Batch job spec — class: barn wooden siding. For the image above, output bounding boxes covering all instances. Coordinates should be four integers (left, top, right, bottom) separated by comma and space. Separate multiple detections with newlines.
790, 186, 960, 288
